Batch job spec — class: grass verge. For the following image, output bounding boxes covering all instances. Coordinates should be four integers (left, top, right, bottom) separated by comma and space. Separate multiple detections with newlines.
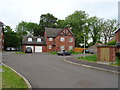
15, 52, 25, 54
78, 55, 120, 66
1, 65, 28, 88
78, 55, 97, 62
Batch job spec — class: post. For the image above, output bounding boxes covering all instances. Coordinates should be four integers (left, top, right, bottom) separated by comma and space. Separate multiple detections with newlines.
84, 36, 85, 59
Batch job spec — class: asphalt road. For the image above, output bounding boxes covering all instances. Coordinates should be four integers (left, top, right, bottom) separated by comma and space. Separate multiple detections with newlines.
2, 52, 119, 88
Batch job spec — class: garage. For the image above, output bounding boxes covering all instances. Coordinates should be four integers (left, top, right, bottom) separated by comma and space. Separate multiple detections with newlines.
26, 46, 34, 52
35, 46, 42, 52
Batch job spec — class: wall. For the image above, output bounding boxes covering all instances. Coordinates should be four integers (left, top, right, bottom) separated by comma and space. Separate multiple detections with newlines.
115, 30, 120, 42
97, 46, 116, 62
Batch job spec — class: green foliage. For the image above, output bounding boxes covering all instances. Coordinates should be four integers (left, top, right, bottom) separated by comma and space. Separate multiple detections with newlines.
106, 40, 116, 45
68, 50, 75, 53
116, 52, 120, 59
78, 55, 97, 62
39, 13, 58, 28
4, 26, 21, 48
2, 65, 28, 88
65, 10, 89, 47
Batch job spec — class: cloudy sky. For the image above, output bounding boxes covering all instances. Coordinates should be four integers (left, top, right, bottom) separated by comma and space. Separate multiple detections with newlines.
0, 0, 119, 30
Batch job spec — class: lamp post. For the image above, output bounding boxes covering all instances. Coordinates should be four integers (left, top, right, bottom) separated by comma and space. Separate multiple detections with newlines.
84, 35, 86, 59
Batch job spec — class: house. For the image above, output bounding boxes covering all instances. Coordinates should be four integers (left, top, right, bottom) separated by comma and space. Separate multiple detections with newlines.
22, 28, 75, 52
22, 36, 47, 52
88, 43, 103, 54
115, 28, 120, 42
0, 22, 4, 51
44, 28, 75, 52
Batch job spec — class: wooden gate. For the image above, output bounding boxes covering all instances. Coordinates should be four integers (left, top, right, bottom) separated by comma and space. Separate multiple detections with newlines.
100, 48, 110, 62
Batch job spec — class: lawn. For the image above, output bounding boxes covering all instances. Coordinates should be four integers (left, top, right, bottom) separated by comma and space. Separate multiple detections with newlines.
1, 65, 28, 88
15, 52, 25, 54
78, 55, 120, 66
78, 55, 97, 62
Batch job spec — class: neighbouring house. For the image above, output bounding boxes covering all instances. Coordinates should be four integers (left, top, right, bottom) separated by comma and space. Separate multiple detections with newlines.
116, 28, 120, 52
44, 28, 75, 52
0, 22, 4, 51
22, 28, 75, 52
97, 28, 120, 62
88, 43, 103, 54
22, 36, 47, 52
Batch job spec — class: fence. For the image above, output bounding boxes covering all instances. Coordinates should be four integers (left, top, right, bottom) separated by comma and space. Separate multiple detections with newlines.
74, 48, 86, 53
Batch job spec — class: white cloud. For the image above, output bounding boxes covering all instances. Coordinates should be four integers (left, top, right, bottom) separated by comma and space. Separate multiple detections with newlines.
0, 0, 119, 30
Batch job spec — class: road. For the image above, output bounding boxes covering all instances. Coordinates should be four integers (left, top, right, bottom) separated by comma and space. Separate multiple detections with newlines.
2, 52, 119, 88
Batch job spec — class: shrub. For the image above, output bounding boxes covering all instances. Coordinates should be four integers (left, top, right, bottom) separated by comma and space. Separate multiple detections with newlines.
116, 52, 120, 59
106, 40, 116, 45
68, 50, 75, 53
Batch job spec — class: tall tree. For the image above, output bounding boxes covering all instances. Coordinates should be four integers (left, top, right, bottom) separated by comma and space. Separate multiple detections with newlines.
101, 19, 118, 44
39, 13, 58, 28
88, 16, 102, 45
4, 26, 20, 48
65, 10, 89, 47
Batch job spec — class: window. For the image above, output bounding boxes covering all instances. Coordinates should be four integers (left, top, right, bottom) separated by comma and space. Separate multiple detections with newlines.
68, 38, 73, 42
60, 45, 65, 51
48, 45, 52, 49
69, 46, 73, 50
37, 38, 41, 42
60, 37, 65, 42
28, 38, 32, 42
49, 38, 53, 41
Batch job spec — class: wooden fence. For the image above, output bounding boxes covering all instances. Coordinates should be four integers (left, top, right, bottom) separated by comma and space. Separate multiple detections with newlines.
74, 48, 86, 53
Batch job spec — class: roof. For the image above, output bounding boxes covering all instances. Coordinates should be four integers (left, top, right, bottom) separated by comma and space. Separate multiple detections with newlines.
115, 28, 120, 33
0, 22, 4, 27
45, 28, 62, 38
22, 36, 46, 45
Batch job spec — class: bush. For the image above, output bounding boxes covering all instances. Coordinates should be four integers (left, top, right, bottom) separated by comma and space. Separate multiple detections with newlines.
116, 52, 120, 59
68, 50, 75, 53
106, 40, 116, 45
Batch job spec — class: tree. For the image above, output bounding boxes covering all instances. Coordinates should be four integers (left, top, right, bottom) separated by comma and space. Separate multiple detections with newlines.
39, 13, 58, 28
56, 20, 67, 28
88, 16, 102, 45
4, 26, 20, 48
101, 19, 118, 44
65, 10, 89, 47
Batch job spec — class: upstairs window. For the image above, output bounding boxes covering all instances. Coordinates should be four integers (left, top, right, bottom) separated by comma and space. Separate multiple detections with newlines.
49, 38, 53, 41
68, 38, 73, 42
28, 38, 32, 42
37, 38, 41, 42
60, 37, 65, 42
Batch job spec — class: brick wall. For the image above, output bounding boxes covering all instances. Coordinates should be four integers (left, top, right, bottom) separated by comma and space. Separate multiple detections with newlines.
115, 30, 120, 42
46, 35, 75, 52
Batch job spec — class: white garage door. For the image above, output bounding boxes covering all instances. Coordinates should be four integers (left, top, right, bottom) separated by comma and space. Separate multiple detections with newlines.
26, 46, 34, 52
35, 46, 42, 52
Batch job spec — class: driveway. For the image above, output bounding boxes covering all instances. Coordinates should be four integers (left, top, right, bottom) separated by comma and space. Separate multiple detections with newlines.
2, 52, 119, 88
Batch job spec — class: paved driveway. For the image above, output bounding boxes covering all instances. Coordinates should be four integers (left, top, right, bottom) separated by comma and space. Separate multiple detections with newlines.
2, 52, 119, 88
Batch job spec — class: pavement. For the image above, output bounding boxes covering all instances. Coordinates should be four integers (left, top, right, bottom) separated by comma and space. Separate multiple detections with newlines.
65, 56, 120, 74
2, 52, 119, 88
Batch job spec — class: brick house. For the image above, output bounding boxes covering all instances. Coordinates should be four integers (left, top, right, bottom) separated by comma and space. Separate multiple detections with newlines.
115, 28, 120, 42
116, 28, 120, 52
22, 28, 75, 52
0, 22, 4, 51
22, 36, 47, 52
44, 28, 75, 52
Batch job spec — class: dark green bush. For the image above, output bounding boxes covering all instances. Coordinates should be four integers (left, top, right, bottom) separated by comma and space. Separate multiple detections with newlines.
106, 40, 116, 45
68, 50, 75, 53
116, 52, 120, 59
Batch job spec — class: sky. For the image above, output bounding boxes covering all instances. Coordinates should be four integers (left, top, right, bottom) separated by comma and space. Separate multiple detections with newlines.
0, 0, 119, 30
